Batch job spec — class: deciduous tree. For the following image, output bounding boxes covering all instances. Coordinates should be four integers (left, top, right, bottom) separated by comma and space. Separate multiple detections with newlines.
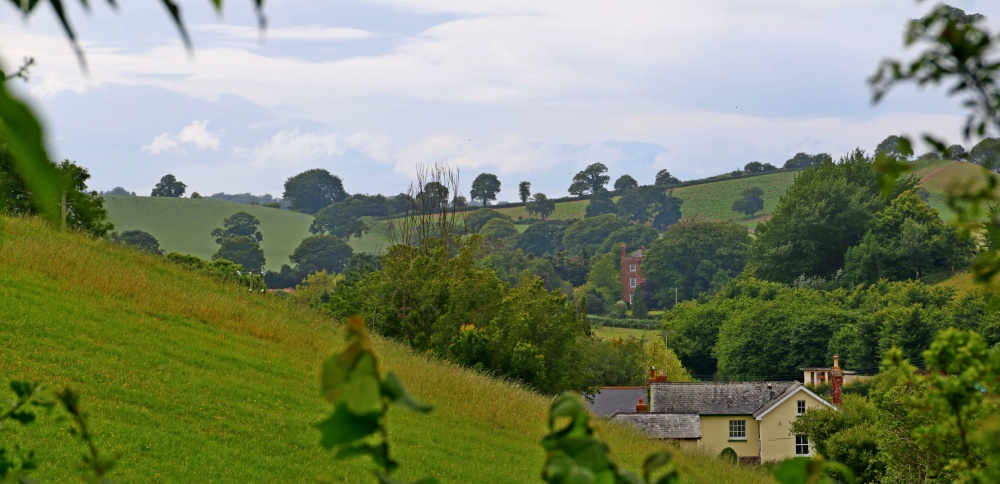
613, 174, 638, 192
290, 234, 354, 275
212, 235, 265, 272
150, 174, 186, 197
569, 163, 609, 195
311, 202, 370, 239
211, 211, 263, 244
654, 169, 680, 186
527, 192, 555, 220
518, 181, 531, 203
470, 173, 501, 206
731, 187, 764, 217
282, 169, 347, 214
108, 230, 163, 255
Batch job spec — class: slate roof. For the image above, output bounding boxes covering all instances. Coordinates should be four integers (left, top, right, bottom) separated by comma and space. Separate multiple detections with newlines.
587, 387, 647, 417
610, 412, 701, 439
650, 381, 800, 416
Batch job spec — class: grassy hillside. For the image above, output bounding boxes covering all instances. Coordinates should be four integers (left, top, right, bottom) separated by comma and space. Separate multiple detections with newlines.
103, 196, 388, 270
0, 216, 769, 482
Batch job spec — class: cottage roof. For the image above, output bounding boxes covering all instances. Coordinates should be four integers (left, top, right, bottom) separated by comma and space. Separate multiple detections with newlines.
610, 412, 701, 439
587, 387, 647, 417
650, 381, 800, 416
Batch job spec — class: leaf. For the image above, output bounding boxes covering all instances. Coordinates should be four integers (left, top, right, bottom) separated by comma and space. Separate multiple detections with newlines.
772, 457, 817, 484
158, 0, 192, 51
642, 452, 673, 482
382, 372, 431, 413
0, 79, 61, 224
344, 352, 383, 416
315, 403, 380, 448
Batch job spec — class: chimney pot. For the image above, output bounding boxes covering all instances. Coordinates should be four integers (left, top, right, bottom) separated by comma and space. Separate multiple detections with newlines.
636, 398, 648, 413
831, 354, 844, 408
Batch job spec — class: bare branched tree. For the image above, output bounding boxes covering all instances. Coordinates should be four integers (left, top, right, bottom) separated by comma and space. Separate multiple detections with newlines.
387, 163, 463, 253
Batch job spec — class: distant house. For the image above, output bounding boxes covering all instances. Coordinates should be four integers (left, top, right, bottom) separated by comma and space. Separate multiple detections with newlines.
800, 366, 869, 387
620, 243, 645, 304
611, 357, 846, 464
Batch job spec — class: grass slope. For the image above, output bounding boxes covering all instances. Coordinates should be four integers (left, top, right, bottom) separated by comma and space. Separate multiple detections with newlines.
0, 216, 769, 483
103, 196, 388, 270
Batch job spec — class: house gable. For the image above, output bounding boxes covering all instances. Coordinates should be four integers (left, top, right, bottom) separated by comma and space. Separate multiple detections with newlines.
754, 385, 835, 420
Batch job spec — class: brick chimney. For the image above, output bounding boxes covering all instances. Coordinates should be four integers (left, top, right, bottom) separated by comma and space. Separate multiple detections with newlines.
831, 354, 844, 408
636, 398, 648, 412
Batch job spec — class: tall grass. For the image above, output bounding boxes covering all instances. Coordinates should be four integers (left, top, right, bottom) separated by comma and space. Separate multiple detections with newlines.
0, 216, 770, 482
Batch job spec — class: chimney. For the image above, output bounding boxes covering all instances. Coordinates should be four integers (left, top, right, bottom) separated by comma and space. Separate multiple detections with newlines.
621, 242, 627, 257
831, 354, 844, 408
636, 398, 648, 413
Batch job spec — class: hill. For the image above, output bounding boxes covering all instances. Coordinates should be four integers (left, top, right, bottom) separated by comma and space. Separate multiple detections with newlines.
0, 216, 767, 482
102, 196, 388, 270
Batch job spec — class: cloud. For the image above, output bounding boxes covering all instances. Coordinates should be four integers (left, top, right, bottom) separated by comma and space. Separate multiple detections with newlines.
245, 128, 344, 167
193, 24, 379, 42
142, 120, 221, 154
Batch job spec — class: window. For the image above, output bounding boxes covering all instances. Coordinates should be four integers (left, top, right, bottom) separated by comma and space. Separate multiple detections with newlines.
629, 264, 637, 272
629, 277, 637, 288
797, 400, 806, 415
628, 293, 633, 304
729, 420, 746, 440
795, 435, 809, 455
810, 371, 815, 385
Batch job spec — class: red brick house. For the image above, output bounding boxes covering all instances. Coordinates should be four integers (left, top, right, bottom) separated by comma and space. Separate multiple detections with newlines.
620, 243, 645, 304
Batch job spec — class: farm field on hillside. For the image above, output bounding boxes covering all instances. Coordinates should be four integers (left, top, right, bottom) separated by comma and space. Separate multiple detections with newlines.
0, 216, 769, 483
103, 197, 387, 269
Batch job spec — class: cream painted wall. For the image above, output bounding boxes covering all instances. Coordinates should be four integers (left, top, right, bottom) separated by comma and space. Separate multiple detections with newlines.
758, 388, 831, 461
698, 416, 759, 457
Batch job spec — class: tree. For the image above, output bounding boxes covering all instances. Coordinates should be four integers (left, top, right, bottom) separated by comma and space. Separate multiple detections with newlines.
654, 169, 680, 186
515, 220, 569, 256
212, 236, 265, 272
283, 169, 347, 214
945, 144, 969, 160
100, 186, 134, 196
642, 219, 751, 306
108, 230, 163, 255
311, 202, 370, 239
569, 163, 609, 196
211, 211, 263, 244
970, 138, 1000, 170
480, 218, 518, 240
290, 234, 354, 275
452, 195, 468, 208
527, 193, 555, 220
875, 135, 914, 159
761, 163, 778, 171
731, 187, 765, 217
518, 181, 531, 203
465, 208, 511, 234
418, 181, 450, 213
782, 152, 831, 170
562, 214, 628, 256
747, 149, 916, 283
584, 188, 616, 218
743, 161, 764, 173
616, 186, 683, 229
470, 173, 501, 206
613, 174, 638, 192
599, 225, 660, 254
150, 174, 186, 197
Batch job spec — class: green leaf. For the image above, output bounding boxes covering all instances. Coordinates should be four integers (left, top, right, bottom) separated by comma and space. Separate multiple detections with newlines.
382, 372, 431, 413
344, 352, 383, 416
315, 403, 380, 448
0, 79, 61, 224
642, 452, 673, 482
158, 0, 192, 51
772, 458, 817, 484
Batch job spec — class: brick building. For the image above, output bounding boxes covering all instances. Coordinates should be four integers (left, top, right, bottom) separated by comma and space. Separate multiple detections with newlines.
620, 243, 646, 304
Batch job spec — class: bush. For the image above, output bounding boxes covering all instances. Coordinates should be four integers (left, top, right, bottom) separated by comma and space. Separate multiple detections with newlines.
719, 447, 738, 463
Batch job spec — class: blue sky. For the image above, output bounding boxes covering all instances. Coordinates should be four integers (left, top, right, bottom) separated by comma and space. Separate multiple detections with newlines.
1, 0, 997, 201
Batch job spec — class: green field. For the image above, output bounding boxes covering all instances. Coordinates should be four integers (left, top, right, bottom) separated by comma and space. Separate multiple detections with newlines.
0, 215, 770, 482
592, 326, 661, 341
103, 196, 389, 270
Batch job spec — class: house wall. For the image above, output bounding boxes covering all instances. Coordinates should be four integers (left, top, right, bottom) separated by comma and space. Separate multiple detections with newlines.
758, 389, 829, 461
620, 250, 645, 303
698, 415, 759, 458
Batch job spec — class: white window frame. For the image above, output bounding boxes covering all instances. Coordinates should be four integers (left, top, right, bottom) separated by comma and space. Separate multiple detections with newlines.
629, 277, 637, 288
795, 435, 809, 455
729, 420, 746, 441
797, 400, 806, 415
629, 264, 636, 272
628, 293, 633, 304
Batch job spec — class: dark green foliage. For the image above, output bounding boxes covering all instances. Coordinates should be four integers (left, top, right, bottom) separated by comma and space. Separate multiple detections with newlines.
470, 173, 501, 206
150, 174, 186, 197
731, 186, 764, 217
654, 169, 680, 186
265, 263, 303, 289
108, 230, 163, 255
719, 448, 737, 463
782, 152, 831, 169
569, 163, 610, 196
600, 224, 660, 254
212, 236, 265, 272
584, 188, 616, 218
100, 186, 135, 196
211, 211, 263, 244
562, 214, 628, 256
515, 220, 568, 256
527, 192, 556, 220
743, 161, 774, 173
1, 148, 112, 236
518, 181, 531, 203
945, 144, 969, 160
582, 337, 646, 386
747, 149, 917, 283
465, 208, 511, 234
630, 290, 648, 319
643, 219, 751, 306
843, 190, 974, 283
616, 186, 683, 229
207, 192, 278, 205
479, 217, 518, 240
970, 138, 1000, 170
613, 174, 638, 192
283, 169, 347, 214
291, 234, 354, 276
310, 202, 370, 239
316, 317, 434, 482
541, 393, 678, 484
875, 135, 914, 159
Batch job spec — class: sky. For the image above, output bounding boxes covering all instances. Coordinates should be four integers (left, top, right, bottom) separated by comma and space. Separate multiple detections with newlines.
1, 0, 998, 202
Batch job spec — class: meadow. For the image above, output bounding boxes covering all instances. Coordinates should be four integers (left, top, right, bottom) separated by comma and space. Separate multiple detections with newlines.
0, 216, 770, 483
